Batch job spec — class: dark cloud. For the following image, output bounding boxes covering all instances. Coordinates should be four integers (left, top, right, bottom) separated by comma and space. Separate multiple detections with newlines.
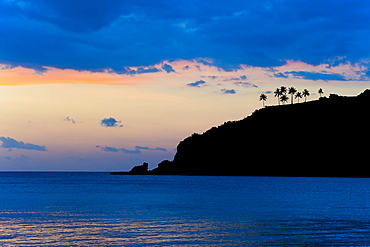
100, 117, 123, 128
187, 80, 207, 87
0, 137, 47, 151
0, 0, 369, 71
96, 145, 167, 154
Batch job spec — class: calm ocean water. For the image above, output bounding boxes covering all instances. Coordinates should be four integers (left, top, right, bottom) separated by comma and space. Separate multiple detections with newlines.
1, 172, 370, 246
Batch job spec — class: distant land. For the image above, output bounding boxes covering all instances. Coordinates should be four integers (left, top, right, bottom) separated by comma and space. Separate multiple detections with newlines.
111, 89, 370, 177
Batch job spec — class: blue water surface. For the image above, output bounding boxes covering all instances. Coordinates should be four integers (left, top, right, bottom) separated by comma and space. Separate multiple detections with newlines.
1, 172, 370, 246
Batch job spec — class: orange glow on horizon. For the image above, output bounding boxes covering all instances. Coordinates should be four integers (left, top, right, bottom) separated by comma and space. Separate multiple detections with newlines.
0, 66, 145, 86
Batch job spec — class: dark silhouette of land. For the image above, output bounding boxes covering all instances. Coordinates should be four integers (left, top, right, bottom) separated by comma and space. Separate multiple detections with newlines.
111, 89, 370, 177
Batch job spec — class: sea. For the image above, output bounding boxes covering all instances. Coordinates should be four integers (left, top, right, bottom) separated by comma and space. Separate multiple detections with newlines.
1, 173, 370, 246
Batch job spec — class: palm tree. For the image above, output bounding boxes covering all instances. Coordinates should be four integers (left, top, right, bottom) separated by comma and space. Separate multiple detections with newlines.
274, 88, 281, 105
295, 91, 302, 103
280, 86, 287, 95
259, 93, 267, 107
318, 88, 324, 98
302, 89, 310, 102
288, 87, 297, 104
280, 94, 289, 105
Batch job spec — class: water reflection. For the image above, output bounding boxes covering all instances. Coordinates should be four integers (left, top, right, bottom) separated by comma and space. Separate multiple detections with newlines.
2, 211, 370, 246
1, 211, 229, 246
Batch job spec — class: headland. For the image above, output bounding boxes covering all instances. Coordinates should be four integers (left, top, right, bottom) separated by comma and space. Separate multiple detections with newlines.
111, 89, 370, 177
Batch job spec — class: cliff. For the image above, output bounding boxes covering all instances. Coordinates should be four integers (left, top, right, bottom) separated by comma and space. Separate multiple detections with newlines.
112, 89, 370, 177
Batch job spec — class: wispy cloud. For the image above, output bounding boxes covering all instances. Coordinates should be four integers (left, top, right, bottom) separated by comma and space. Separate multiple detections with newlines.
1, 155, 30, 161
284, 71, 348, 81
273, 72, 289, 78
223, 75, 248, 81
135, 146, 167, 152
63, 116, 76, 124
0, 137, 47, 151
96, 145, 167, 154
123, 66, 161, 75
233, 82, 258, 88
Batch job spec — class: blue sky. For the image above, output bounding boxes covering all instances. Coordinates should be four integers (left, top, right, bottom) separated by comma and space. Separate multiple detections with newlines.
1, 0, 370, 171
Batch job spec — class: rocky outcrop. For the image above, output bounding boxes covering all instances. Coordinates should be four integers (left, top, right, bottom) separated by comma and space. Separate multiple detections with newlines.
110, 162, 148, 175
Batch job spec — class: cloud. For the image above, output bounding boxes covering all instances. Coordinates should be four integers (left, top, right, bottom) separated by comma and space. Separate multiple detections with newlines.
223, 75, 248, 81
273, 72, 289, 78
1, 0, 368, 72
187, 80, 207, 87
135, 146, 167, 152
233, 82, 258, 88
162, 64, 176, 73
100, 117, 123, 127
284, 71, 348, 81
123, 66, 161, 75
201, 75, 219, 80
2, 155, 30, 161
119, 148, 142, 154
221, 89, 236, 94
0, 137, 47, 151
63, 116, 76, 124
96, 145, 167, 154
96, 146, 120, 152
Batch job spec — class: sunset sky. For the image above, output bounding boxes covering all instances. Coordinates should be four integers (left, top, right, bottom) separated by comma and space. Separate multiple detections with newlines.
1, 0, 369, 171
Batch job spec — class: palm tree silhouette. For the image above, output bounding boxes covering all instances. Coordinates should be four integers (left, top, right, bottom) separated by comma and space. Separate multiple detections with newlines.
259, 93, 267, 107
295, 91, 302, 103
274, 88, 281, 105
280, 86, 287, 95
302, 89, 310, 102
288, 87, 297, 104
280, 94, 289, 105
318, 88, 324, 98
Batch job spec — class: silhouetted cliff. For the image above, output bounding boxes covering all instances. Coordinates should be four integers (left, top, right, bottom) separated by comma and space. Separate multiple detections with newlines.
112, 89, 370, 177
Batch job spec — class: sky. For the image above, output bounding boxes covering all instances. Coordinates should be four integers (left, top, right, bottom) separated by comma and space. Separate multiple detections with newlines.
1, 0, 370, 171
